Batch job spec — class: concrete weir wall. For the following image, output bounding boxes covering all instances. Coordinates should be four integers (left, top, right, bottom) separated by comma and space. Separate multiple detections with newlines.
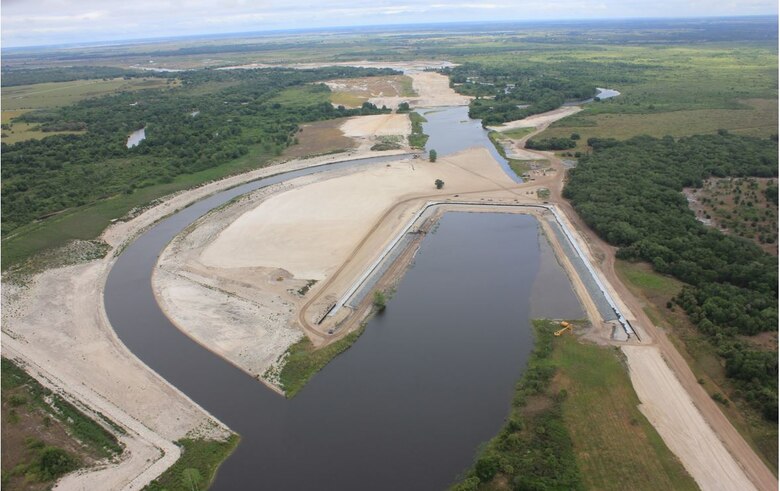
331, 201, 636, 339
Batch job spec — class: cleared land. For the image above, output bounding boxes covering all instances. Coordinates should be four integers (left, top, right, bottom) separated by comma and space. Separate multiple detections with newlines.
281, 119, 357, 159
616, 259, 778, 472
325, 75, 415, 108
624, 345, 757, 490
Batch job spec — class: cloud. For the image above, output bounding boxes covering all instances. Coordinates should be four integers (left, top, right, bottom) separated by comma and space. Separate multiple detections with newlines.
2, 0, 777, 47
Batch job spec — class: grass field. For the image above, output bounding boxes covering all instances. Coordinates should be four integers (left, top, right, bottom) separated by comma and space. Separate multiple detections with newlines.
551, 327, 696, 490
281, 118, 356, 160
276, 324, 367, 398
499, 126, 535, 139
145, 435, 239, 491
453, 320, 696, 491
615, 260, 778, 473
1, 77, 177, 144
1, 77, 176, 111
540, 99, 778, 151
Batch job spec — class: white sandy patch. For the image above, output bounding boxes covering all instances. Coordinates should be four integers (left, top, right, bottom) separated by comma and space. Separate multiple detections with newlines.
340, 113, 411, 138
487, 106, 582, 131
200, 150, 511, 280
408, 71, 471, 107
623, 345, 756, 491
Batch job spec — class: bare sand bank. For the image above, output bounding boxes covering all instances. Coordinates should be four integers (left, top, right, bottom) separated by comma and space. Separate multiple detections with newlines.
2, 148, 408, 489
623, 345, 757, 491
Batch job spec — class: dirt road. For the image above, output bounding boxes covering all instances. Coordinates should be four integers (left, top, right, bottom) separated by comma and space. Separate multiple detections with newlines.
514, 123, 777, 491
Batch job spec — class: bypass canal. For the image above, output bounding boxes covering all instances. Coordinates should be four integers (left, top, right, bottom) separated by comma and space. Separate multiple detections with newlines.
105, 112, 583, 489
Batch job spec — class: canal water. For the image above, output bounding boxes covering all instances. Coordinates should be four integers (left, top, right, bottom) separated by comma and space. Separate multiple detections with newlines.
105, 108, 584, 489
420, 106, 521, 183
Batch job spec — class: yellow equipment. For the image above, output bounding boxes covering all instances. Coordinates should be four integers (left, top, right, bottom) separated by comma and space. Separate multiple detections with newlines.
554, 321, 573, 337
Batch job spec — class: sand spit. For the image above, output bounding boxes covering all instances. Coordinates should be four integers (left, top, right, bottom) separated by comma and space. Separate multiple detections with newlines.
2, 148, 408, 489
623, 346, 757, 491
487, 106, 583, 132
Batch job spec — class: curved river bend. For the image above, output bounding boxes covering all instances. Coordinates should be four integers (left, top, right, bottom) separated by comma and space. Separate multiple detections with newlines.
105, 119, 582, 490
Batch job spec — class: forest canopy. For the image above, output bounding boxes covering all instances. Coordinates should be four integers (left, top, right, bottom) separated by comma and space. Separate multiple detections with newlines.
564, 132, 778, 420
1, 66, 396, 234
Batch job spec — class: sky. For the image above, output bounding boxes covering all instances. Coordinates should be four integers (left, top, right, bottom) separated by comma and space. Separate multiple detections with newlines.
2, 0, 778, 48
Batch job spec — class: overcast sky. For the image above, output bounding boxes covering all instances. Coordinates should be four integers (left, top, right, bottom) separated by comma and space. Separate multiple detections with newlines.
2, 0, 778, 47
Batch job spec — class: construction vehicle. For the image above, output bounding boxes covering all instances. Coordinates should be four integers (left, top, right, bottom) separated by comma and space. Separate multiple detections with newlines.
554, 321, 573, 337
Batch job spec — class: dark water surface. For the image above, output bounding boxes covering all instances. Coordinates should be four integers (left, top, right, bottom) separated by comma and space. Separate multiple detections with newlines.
105, 146, 581, 489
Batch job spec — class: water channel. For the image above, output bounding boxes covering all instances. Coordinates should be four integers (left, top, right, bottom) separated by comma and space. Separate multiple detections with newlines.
105, 109, 583, 489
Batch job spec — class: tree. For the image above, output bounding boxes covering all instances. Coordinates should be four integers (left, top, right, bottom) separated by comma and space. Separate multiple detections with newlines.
397, 101, 410, 113
429, 149, 437, 162
373, 291, 386, 311
435, 179, 444, 189
570, 133, 580, 140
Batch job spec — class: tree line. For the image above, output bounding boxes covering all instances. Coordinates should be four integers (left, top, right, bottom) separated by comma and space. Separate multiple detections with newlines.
1, 66, 394, 234
564, 132, 778, 420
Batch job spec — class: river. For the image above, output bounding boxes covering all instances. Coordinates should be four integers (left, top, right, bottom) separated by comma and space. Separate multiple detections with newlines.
105, 109, 583, 489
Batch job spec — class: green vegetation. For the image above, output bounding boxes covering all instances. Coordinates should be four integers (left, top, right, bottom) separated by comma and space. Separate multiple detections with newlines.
452, 320, 583, 491
564, 133, 778, 421
525, 137, 576, 151
498, 127, 534, 139
1, 358, 122, 457
549, 322, 697, 490
408, 111, 428, 149
145, 435, 240, 491
278, 324, 367, 398
397, 101, 411, 113
370, 135, 403, 151
1, 66, 396, 268
446, 62, 596, 126
2, 358, 123, 489
4, 439, 81, 485
453, 320, 695, 491
373, 291, 387, 310
429, 149, 437, 162
435, 179, 444, 190
615, 259, 778, 471
688, 177, 778, 251
1, 66, 164, 87
536, 188, 550, 199
487, 130, 533, 176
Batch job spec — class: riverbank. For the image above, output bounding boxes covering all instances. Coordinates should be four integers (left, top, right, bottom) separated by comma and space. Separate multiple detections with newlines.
452, 320, 698, 491
1, 147, 409, 489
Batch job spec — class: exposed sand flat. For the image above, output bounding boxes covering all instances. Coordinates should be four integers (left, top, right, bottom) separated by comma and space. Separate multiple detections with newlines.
2, 148, 409, 489
200, 148, 512, 280
487, 106, 583, 131
623, 346, 756, 491
162, 147, 517, 382
1, 263, 227, 490
340, 113, 411, 138
408, 71, 471, 107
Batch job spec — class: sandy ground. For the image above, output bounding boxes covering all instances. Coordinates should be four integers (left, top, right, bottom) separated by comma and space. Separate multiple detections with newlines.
369, 71, 471, 109
162, 147, 522, 384
487, 106, 582, 131
1, 148, 408, 489
623, 346, 756, 491
339, 113, 412, 151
